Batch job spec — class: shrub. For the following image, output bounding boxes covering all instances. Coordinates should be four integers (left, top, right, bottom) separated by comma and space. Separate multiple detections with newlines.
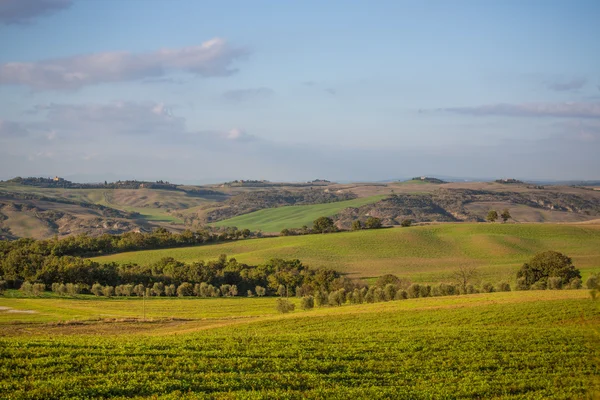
220, 284, 231, 297
133, 284, 145, 297
145, 288, 152, 298
374, 287, 385, 302
586, 274, 599, 290
177, 282, 193, 297
466, 284, 478, 294
0, 280, 6, 295
568, 278, 582, 289
401, 219, 412, 227
407, 283, 421, 299
165, 284, 176, 297
229, 285, 238, 296
315, 291, 329, 307
247, 290, 253, 297
102, 285, 114, 297
255, 286, 266, 297
199, 282, 210, 297
383, 284, 397, 301
277, 285, 287, 297
301, 296, 315, 310
152, 282, 164, 297
364, 216, 382, 229
32, 283, 46, 296
351, 220, 362, 231
516, 277, 528, 291
276, 298, 295, 313
547, 277, 563, 290
91, 283, 103, 296
497, 282, 511, 292
20, 281, 33, 295
481, 283, 495, 293
364, 287, 375, 303
394, 290, 408, 300
530, 280, 547, 290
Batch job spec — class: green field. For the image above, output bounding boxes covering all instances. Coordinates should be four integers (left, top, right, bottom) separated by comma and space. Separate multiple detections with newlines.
0, 291, 598, 399
95, 223, 600, 284
212, 195, 387, 232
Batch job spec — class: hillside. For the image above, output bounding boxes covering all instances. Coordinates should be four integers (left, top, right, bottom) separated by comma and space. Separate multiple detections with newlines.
95, 223, 600, 284
212, 195, 386, 232
1, 291, 598, 398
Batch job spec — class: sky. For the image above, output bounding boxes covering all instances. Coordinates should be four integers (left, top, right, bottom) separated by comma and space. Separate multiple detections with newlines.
0, 0, 599, 183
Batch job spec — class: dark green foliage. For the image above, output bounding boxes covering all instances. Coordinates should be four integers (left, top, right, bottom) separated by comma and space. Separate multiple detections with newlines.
364, 216, 382, 229
351, 220, 362, 231
517, 251, 581, 288
586, 274, 599, 289
482, 283, 495, 293
312, 216, 336, 233
547, 277, 563, 290
407, 283, 421, 298
177, 282, 193, 297
500, 209, 511, 222
486, 210, 498, 222
568, 278, 582, 289
275, 298, 295, 313
401, 219, 413, 227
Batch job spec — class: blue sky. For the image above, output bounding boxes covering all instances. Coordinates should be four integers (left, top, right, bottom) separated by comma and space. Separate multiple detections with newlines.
0, 0, 598, 183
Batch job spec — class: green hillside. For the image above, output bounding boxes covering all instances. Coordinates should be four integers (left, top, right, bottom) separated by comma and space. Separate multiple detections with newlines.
95, 223, 600, 283
212, 195, 387, 232
1, 291, 598, 398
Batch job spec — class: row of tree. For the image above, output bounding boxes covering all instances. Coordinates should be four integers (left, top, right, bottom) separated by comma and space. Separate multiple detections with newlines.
486, 209, 512, 222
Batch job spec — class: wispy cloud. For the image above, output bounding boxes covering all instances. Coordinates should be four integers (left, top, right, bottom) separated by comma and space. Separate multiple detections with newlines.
443, 102, 600, 119
223, 87, 273, 102
0, 38, 248, 90
545, 77, 587, 91
0, 0, 72, 24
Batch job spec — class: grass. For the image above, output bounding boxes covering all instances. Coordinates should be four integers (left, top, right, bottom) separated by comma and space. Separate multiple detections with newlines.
212, 195, 387, 232
95, 223, 600, 284
0, 290, 598, 399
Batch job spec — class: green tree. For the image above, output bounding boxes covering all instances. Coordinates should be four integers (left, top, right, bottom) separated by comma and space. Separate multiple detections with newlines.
312, 216, 335, 233
255, 286, 266, 297
301, 296, 315, 310
500, 209, 511, 223
517, 251, 581, 288
91, 283, 103, 296
152, 282, 164, 297
351, 220, 362, 231
364, 216, 382, 229
486, 210, 498, 222
177, 282, 193, 297
275, 298, 295, 313
401, 219, 413, 227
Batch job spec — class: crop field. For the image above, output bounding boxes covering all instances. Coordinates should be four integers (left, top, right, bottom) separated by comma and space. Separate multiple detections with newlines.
212, 195, 387, 232
95, 223, 600, 284
0, 290, 598, 399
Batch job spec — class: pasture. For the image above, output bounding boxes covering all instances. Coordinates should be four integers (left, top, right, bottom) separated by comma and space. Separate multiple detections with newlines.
212, 195, 387, 232
95, 223, 600, 284
0, 290, 598, 399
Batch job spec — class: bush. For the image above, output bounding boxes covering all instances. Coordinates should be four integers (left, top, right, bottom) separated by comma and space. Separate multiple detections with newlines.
407, 284, 421, 299
394, 290, 408, 300
547, 277, 563, 290
401, 219, 412, 227
301, 296, 314, 310
364, 287, 375, 303
374, 287, 385, 302
0, 280, 6, 295
364, 217, 382, 229
351, 220, 362, 231
516, 277, 528, 291
247, 290, 253, 297
276, 298, 295, 313
255, 286, 266, 297
586, 274, 599, 290
383, 284, 397, 301
220, 284, 231, 297
165, 284, 176, 296
152, 282, 164, 297
568, 278, 582, 289
329, 289, 346, 306
466, 284, 478, 294
517, 251, 581, 288
102, 285, 114, 297
481, 283, 495, 293
91, 283, 103, 296
32, 283, 45, 296
20, 281, 33, 295
497, 282, 511, 292
315, 291, 329, 307
277, 285, 287, 297
530, 280, 547, 290
177, 282, 193, 297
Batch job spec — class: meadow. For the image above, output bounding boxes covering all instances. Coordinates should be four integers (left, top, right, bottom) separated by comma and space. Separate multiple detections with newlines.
212, 195, 387, 232
95, 223, 600, 284
0, 290, 598, 399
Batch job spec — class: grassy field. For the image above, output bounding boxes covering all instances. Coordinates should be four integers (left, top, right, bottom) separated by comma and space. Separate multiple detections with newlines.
95, 223, 600, 284
212, 195, 387, 232
0, 290, 598, 399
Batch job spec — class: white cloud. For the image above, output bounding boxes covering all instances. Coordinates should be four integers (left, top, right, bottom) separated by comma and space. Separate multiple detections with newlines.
0, 38, 248, 90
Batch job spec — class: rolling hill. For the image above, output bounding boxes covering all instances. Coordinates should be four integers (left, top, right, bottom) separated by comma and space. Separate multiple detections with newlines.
95, 223, 600, 284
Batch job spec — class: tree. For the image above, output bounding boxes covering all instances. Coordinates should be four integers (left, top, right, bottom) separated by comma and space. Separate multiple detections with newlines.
401, 219, 412, 227
133, 284, 145, 297
364, 216, 382, 229
255, 286, 266, 297
177, 282, 193, 297
451, 265, 478, 294
277, 284, 287, 297
500, 209, 511, 223
486, 210, 498, 222
482, 283, 495, 293
91, 283, 103, 296
517, 251, 581, 288
280, 228, 290, 236
351, 220, 362, 231
102, 285, 114, 297
312, 216, 335, 233
152, 282, 164, 297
